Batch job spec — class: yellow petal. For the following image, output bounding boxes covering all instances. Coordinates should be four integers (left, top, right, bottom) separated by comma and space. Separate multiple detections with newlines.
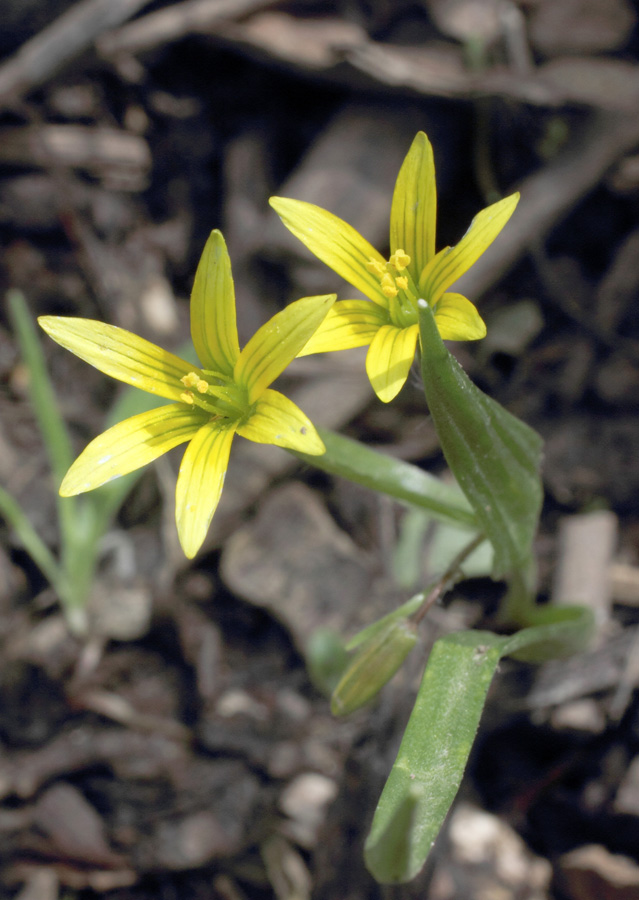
60, 404, 203, 496
297, 300, 389, 356
190, 230, 240, 375
433, 293, 487, 341
235, 294, 335, 403
390, 132, 437, 281
366, 323, 419, 403
175, 419, 237, 558
38, 317, 192, 402
270, 197, 389, 307
418, 193, 520, 303
237, 388, 325, 454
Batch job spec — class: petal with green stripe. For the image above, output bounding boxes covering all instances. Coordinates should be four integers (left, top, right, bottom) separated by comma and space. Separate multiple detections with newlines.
418, 193, 519, 303
366, 323, 419, 403
390, 131, 437, 283
60, 404, 204, 496
190, 230, 240, 375
298, 300, 389, 356
237, 388, 325, 454
234, 294, 335, 403
38, 317, 193, 402
434, 293, 486, 341
175, 419, 237, 558
270, 197, 389, 307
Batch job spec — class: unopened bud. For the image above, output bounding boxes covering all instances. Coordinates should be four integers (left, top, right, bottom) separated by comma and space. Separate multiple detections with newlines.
331, 619, 417, 716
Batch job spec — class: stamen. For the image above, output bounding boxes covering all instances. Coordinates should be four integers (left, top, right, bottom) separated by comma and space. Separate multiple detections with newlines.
381, 273, 398, 298
181, 372, 201, 389
390, 249, 411, 271
366, 258, 386, 277
396, 276, 408, 291
180, 391, 195, 404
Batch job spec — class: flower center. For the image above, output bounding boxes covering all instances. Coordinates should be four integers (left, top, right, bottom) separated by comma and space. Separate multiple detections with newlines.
366, 249, 418, 327
180, 371, 249, 420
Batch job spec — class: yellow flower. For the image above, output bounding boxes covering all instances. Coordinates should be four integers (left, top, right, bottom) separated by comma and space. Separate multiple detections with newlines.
270, 132, 519, 402
39, 230, 334, 558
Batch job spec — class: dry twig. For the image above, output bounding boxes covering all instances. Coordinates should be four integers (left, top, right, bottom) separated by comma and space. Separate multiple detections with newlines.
0, 0, 154, 109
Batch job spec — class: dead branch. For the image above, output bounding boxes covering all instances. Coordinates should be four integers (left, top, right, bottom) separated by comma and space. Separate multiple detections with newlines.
0, 0, 154, 110
453, 110, 639, 300
97, 0, 283, 58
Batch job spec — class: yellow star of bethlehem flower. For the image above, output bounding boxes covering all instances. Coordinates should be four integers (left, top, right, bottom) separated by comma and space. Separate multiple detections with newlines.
39, 230, 335, 558
270, 131, 519, 403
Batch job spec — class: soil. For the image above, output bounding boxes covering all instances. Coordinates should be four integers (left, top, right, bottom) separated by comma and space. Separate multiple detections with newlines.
2, 2, 639, 899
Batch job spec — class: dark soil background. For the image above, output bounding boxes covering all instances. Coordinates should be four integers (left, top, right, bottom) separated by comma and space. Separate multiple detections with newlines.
2, 1, 639, 898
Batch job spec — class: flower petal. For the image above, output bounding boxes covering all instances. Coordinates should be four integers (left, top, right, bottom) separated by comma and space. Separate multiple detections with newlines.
433, 293, 487, 341
175, 419, 237, 558
190, 229, 240, 375
270, 197, 389, 306
38, 317, 192, 402
60, 404, 204, 496
390, 131, 437, 282
366, 323, 419, 403
235, 294, 335, 402
237, 388, 325, 454
418, 192, 520, 303
298, 300, 389, 356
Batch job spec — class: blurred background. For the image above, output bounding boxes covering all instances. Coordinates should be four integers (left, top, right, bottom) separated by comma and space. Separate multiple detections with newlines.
2, 1, 639, 898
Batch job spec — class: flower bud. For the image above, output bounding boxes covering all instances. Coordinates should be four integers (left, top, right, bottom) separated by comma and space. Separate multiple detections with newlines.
331, 618, 417, 716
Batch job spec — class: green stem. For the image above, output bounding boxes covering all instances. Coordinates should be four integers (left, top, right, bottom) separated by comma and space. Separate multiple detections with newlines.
293, 427, 478, 531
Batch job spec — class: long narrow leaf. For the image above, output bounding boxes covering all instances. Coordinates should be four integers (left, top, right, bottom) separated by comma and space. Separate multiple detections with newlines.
293, 427, 478, 531
365, 607, 594, 883
0, 484, 64, 595
418, 300, 543, 577
7, 290, 74, 483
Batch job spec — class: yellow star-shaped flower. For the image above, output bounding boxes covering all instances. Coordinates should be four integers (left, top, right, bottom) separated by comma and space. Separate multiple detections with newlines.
39, 230, 334, 557
270, 131, 519, 402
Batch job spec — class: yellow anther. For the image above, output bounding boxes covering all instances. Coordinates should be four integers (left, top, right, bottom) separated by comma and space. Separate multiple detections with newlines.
180, 391, 194, 405
381, 273, 398, 298
366, 258, 386, 277
396, 276, 408, 291
196, 378, 209, 393
181, 372, 200, 389
390, 249, 411, 271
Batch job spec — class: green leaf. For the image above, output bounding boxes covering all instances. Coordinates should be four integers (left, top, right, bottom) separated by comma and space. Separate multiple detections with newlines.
293, 427, 478, 531
365, 606, 594, 883
0, 484, 64, 595
504, 604, 595, 662
418, 300, 543, 577
365, 630, 505, 883
8, 290, 74, 483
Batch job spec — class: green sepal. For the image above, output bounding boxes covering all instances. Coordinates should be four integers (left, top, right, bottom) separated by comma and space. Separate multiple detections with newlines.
417, 300, 543, 578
